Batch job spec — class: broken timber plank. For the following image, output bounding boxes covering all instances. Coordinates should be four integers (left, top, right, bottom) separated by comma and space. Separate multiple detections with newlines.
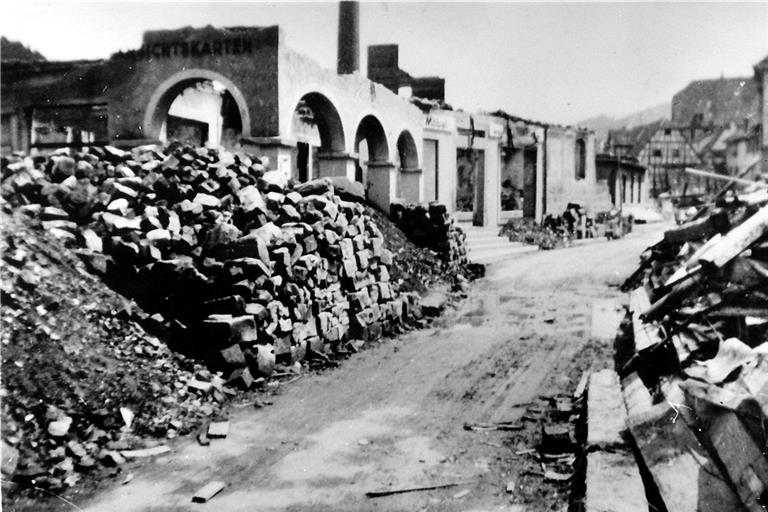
663, 210, 730, 244
667, 204, 768, 287
702, 204, 768, 269
626, 402, 745, 512
586, 451, 647, 512
680, 384, 768, 512
365, 481, 469, 498
120, 445, 171, 458
621, 372, 653, 417
628, 287, 660, 352
192, 480, 226, 503
587, 369, 628, 450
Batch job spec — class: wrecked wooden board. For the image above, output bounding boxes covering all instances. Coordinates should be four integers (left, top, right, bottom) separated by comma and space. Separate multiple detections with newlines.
621, 372, 653, 417
587, 369, 627, 449
207, 420, 230, 439
586, 451, 647, 512
628, 287, 661, 352
702, 204, 768, 269
626, 402, 745, 512
681, 391, 768, 512
192, 480, 226, 503
709, 414, 768, 512
663, 210, 730, 244
120, 445, 171, 459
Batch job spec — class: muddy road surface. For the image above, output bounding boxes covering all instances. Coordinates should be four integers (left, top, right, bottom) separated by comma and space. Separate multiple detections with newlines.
80, 226, 663, 512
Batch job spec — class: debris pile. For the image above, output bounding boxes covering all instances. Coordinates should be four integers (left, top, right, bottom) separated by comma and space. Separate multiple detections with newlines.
499, 217, 572, 250
0, 210, 226, 495
389, 200, 468, 266
616, 188, 768, 511
500, 205, 631, 250
363, 204, 470, 293
1, 144, 427, 392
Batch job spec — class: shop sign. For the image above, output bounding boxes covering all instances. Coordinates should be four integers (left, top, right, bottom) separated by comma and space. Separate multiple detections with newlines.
424, 113, 455, 132
137, 36, 254, 59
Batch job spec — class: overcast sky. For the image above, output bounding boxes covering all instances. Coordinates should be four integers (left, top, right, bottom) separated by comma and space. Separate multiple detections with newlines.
2, 2, 767, 124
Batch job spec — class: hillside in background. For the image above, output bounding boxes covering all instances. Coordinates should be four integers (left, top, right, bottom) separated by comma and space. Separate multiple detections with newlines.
577, 102, 670, 145
1, 37, 46, 62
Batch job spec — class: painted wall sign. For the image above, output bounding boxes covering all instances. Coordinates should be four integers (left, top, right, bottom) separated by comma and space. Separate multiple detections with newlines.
424, 113, 455, 132
137, 36, 254, 60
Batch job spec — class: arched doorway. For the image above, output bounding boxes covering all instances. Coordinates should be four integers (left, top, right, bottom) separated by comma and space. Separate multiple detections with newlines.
291, 92, 345, 182
354, 115, 389, 184
144, 69, 250, 149
396, 130, 420, 202
396, 130, 418, 170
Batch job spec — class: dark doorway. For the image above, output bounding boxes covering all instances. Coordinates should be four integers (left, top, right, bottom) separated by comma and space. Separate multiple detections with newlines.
423, 139, 438, 201
297, 142, 310, 182
473, 151, 485, 226
523, 148, 537, 219
456, 147, 485, 225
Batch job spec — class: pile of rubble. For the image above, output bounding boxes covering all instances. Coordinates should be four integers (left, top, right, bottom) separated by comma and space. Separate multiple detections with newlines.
364, 204, 470, 293
389, 200, 468, 266
614, 187, 768, 510
1, 144, 428, 392
499, 217, 572, 250
0, 210, 227, 495
500, 204, 631, 250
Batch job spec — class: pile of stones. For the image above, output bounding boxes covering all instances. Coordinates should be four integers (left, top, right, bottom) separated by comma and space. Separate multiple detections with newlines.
2, 144, 425, 389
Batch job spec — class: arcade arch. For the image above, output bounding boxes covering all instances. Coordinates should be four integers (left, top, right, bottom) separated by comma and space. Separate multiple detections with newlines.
143, 69, 250, 149
354, 114, 389, 183
396, 130, 418, 170
291, 92, 346, 181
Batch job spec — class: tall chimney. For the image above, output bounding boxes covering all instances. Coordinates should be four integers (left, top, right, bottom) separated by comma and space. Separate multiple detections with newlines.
337, 1, 360, 75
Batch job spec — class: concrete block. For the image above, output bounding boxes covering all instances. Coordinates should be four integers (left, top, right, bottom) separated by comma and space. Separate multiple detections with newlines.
586, 451, 647, 512
587, 369, 627, 449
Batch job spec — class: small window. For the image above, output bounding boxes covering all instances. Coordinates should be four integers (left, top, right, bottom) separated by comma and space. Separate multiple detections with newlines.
664, 128, 672, 136
671, 149, 680, 158
652, 149, 662, 158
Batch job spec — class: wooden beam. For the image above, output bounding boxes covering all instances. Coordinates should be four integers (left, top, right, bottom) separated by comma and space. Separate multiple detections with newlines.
684, 167, 766, 187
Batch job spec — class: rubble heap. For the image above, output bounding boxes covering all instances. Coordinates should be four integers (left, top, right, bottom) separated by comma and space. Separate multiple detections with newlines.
0, 210, 226, 495
500, 204, 631, 250
388, 200, 468, 266
617, 187, 768, 511
1, 144, 426, 391
499, 217, 572, 250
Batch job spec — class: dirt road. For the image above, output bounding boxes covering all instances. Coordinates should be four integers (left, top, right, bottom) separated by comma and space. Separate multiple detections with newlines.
80, 226, 662, 512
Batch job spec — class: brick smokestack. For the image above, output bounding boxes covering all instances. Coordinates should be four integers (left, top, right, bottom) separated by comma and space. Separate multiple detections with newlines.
337, 1, 360, 74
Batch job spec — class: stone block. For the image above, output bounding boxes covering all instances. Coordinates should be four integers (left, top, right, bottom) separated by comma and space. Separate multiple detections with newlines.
587, 369, 628, 449
220, 344, 246, 367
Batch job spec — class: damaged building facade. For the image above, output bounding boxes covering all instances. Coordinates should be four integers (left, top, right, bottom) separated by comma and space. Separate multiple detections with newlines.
1, 24, 425, 212
3, 18, 615, 228
367, 43, 614, 226
417, 110, 612, 226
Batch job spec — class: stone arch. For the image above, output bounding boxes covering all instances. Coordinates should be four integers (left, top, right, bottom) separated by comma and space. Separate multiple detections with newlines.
354, 114, 389, 162
396, 130, 419, 170
292, 92, 346, 152
143, 68, 251, 142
